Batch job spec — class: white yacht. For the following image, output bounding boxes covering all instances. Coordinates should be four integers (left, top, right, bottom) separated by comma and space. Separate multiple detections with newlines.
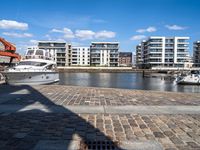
176, 70, 200, 85
2, 49, 59, 85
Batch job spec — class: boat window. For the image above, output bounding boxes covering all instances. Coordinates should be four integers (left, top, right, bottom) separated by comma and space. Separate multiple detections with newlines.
191, 70, 199, 74
46, 64, 53, 70
18, 61, 47, 66
35, 50, 44, 55
26, 50, 34, 55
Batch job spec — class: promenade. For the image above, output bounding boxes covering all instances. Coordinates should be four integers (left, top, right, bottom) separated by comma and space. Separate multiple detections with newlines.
0, 85, 199, 150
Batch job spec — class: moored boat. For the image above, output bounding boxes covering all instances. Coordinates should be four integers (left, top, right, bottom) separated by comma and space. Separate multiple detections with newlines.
1, 49, 59, 85
176, 70, 200, 85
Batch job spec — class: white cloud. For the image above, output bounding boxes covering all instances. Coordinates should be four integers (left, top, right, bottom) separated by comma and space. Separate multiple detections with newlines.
56, 38, 66, 42
3, 32, 33, 38
29, 39, 38, 44
165, 25, 186, 30
75, 30, 95, 40
95, 30, 116, 39
0, 19, 28, 30
50, 28, 116, 40
130, 35, 146, 41
44, 34, 52, 40
51, 28, 75, 39
136, 26, 157, 33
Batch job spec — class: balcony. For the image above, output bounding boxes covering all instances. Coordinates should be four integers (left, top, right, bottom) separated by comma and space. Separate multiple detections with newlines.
92, 61, 100, 63
91, 55, 100, 58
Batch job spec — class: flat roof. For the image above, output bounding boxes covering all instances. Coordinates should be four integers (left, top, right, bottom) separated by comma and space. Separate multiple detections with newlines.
148, 36, 190, 39
91, 42, 119, 44
38, 40, 66, 43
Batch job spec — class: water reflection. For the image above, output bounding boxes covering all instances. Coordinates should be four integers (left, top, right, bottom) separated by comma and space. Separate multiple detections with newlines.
59, 72, 200, 93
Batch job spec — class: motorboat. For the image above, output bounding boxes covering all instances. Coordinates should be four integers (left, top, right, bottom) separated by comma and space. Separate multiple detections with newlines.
1, 49, 59, 85
176, 70, 200, 85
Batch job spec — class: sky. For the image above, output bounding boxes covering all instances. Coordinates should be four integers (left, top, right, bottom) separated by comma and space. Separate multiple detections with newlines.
0, 0, 200, 55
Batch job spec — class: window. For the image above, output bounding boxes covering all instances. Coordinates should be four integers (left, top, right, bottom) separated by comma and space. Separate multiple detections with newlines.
26, 50, 34, 55
18, 61, 47, 66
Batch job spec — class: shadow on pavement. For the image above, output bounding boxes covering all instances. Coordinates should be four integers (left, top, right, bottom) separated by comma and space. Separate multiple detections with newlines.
0, 84, 124, 150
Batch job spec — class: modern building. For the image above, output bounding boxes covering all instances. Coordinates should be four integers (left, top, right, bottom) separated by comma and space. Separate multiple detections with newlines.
193, 41, 200, 67
137, 36, 190, 68
119, 52, 132, 66
90, 42, 119, 67
71, 47, 90, 66
38, 41, 71, 66
135, 44, 143, 68
132, 52, 136, 67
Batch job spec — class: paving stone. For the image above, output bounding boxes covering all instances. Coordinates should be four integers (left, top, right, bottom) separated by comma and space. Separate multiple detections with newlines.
153, 132, 165, 138
0, 85, 200, 149
33, 140, 80, 150
13, 132, 27, 139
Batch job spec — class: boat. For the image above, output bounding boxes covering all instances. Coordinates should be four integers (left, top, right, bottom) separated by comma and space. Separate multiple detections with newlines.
1, 49, 59, 85
176, 70, 200, 85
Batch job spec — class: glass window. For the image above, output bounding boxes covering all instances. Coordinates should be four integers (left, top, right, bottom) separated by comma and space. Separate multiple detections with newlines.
26, 50, 34, 55
35, 50, 44, 55
18, 61, 47, 66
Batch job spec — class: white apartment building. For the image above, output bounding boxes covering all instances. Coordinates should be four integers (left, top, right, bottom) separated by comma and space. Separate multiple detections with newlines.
140, 36, 190, 68
37, 41, 72, 66
136, 44, 143, 68
90, 42, 119, 67
71, 47, 90, 66
193, 41, 200, 67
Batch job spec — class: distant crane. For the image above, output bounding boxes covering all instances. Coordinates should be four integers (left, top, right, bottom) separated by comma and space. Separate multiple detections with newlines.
0, 37, 21, 64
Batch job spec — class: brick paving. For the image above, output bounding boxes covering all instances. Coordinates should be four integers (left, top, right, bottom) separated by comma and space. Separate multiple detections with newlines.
0, 84, 199, 150
1, 85, 200, 106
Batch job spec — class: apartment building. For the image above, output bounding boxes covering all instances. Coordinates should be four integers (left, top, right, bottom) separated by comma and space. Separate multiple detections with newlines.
90, 42, 119, 67
38, 41, 71, 66
119, 52, 132, 66
138, 36, 190, 68
71, 47, 90, 66
193, 41, 200, 67
136, 44, 143, 68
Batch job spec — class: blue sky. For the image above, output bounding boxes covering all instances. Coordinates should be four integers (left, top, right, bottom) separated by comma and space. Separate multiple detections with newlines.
0, 0, 200, 55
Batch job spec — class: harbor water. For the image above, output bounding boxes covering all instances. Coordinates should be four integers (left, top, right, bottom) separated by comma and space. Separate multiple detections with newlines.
59, 72, 200, 93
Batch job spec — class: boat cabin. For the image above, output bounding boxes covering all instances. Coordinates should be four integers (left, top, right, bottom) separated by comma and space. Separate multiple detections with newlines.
25, 49, 53, 60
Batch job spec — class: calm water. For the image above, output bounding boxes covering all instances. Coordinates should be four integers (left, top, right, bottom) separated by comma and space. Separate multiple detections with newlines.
59, 72, 200, 93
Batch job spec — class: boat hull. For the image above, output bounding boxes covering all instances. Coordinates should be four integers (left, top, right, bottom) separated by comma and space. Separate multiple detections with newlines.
177, 81, 200, 85
1, 71, 59, 85
176, 76, 200, 85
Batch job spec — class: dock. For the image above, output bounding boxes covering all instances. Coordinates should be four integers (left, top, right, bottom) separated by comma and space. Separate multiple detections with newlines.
0, 85, 199, 149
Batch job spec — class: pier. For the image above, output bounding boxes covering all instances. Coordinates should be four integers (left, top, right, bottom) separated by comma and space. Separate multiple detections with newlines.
0, 85, 200, 149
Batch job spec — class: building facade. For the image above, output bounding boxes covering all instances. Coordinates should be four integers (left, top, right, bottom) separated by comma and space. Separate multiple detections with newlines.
136, 44, 143, 68
119, 52, 132, 66
90, 42, 119, 67
38, 41, 71, 66
71, 47, 90, 66
193, 41, 200, 67
138, 36, 190, 68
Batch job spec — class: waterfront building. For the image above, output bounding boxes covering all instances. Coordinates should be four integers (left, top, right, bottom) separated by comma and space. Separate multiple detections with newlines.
90, 42, 119, 67
119, 52, 132, 66
193, 41, 200, 67
139, 36, 190, 68
71, 47, 90, 66
38, 41, 72, 66
136, 44, 143, 68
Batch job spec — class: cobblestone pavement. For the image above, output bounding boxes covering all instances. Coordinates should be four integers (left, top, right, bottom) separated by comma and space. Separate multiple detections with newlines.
0, 113, 200, 150
0, 85, 199, 150
0, 85, 200, 106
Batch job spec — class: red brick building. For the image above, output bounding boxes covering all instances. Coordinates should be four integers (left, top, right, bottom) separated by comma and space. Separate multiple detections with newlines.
119, 52, 132, 66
